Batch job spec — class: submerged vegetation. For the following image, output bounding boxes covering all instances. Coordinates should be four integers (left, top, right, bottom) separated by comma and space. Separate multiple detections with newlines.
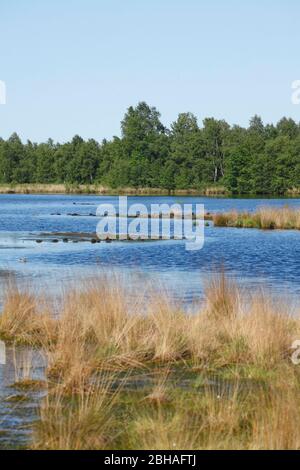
213, 206, 300, 230
0, 102, 300, 195
1, 274, 300, 449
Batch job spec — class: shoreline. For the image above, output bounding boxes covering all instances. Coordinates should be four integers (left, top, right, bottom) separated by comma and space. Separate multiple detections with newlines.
0, 184, 227, 196
0, 183, 299, 197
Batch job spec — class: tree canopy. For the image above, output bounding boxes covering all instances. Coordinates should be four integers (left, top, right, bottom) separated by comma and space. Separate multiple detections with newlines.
0, 101, 299, 194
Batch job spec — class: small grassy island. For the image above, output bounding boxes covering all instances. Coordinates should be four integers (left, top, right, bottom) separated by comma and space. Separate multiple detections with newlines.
212, 206, 300, 230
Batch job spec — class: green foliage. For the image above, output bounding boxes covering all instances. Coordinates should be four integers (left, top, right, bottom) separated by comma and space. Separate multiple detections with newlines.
0, 102, 299, 194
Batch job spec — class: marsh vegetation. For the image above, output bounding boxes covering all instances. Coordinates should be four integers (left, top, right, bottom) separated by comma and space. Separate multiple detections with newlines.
213, 206, 300, 230
1, 274, 300, 449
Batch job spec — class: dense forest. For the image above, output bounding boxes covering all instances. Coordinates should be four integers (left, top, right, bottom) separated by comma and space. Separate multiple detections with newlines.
0, 102, 300, 194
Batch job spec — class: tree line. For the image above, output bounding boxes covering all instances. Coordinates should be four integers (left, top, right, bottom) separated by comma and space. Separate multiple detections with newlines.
0, 101, 300, 194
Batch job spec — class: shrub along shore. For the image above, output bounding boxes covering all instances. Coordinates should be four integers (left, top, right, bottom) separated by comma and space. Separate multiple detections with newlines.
0, 274, 300, 450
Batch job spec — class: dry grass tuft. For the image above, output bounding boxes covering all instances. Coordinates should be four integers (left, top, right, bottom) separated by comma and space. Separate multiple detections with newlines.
0, 286, 56, 345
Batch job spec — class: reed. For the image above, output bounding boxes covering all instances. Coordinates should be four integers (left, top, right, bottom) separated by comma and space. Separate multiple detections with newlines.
1, 274, 300, 449
213, 206, 300, 230
287, 187, 300, 195
0, 285, 56, 345
203, 185, 228, 196
1, 275, 298, 369
33, 376, 121, 450
0, 183, 229, 196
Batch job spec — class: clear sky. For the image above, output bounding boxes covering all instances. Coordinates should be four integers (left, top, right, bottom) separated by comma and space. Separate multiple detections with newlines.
0, 0, 299, 142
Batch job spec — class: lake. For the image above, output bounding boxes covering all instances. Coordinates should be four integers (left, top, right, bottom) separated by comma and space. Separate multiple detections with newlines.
0, 193, 300, 448
0, 194, 300, 301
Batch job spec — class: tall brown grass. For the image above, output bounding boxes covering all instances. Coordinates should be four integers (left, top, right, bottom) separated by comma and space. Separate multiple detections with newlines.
1, 274, 300, 449
213, 206, 300, 230
287, 187, 300, 195
33, 376, 121, 450
0, 183, 229, 196
1, 274, 298, 370
0, 285, 56, 345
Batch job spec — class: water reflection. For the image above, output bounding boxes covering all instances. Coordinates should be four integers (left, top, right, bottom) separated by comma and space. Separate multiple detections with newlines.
0, 343, 46, 449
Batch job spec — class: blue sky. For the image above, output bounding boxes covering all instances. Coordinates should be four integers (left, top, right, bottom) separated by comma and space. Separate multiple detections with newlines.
0, 0, 299, 142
